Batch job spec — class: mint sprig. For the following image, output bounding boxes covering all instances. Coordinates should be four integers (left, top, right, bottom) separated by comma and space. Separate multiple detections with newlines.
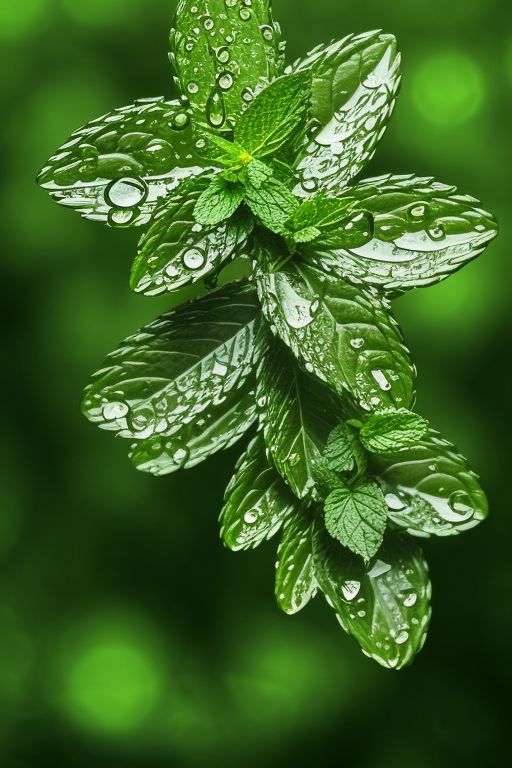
38, 0, 497, 671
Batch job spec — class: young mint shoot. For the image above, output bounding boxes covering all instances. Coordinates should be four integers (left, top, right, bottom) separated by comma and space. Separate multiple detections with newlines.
37, 0, 498, 671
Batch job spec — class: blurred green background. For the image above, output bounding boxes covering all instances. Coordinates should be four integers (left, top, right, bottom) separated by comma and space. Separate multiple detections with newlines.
1, 0, 511, 765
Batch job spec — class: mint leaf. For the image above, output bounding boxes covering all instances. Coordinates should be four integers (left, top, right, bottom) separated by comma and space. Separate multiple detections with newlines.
244, 159, 273, 189
324, 481, 387, 562
220, 434, 297, 551
193, 176, 245, 226
360, 409, 429, 453
128, 379, 257, 476
373, 429, 488, 536
81, 281, 266, 441
255, 238, 416, 412
303, 174, 499, 292
244, 176, 297, 234
313, 525, 432, 669
37, 97, 201, 226
257, 339, 345, 500
131, 177, 252, 296
291, 194, 353, 232
275, 508, 318, 615
324, 423, 367, 476
235, 71, 312, 157
170, 0, 284, 131
293, 226, 321, 244
292, 31, 400, 195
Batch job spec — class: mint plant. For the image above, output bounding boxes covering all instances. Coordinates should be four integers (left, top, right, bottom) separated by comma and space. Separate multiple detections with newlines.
37, 1, 497, 669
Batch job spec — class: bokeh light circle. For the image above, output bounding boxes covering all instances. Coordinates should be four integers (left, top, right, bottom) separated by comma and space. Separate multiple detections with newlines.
411, 50, 485, 127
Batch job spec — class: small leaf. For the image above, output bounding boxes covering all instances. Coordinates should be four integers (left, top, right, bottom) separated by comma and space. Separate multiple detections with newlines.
244, 159, 274, 189
276, 507, 318, 615
257, 338, 345, 500
235, 71, 312, 157
170, 0, 285, 131
132, 177, 253, 295
82, 281, 266, 441
244, 176, 297, 234
373, 429, 488, 537
360, 409, 429, 453
255, 235, 416, 413
291, 194, 353, 233
129, 380, 257, 475
37, 98, 201, 226
293, 226, 321, 244
220, 434, 297, 551
194, 176, 245, 226
303, 174, 499, 293
292, 32, 401, 195
313, 525, 432, 669
324, 481, 387, 561
324, 423, 367, 475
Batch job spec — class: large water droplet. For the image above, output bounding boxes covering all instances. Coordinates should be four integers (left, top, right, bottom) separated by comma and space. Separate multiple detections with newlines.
183, 248, 206, 270
341, 580, 361, 601
428, 224, 446, 241
103, 402, 129, 421
218, 72, 234, 91
105, 177, 147, 208
206, 86, 226, 128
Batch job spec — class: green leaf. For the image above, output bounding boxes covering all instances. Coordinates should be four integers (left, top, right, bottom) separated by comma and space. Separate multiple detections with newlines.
313, 525, 431, 669
170, 0, 285, 131
37, 98, 201, 226
244, 176, 297, 234
372, 430, 488, 537
235, 71, 312, 157
244, 159, 274, 189
257, 339, 345, 500
128, 379, 257, 475
290, 194, 353, 233
81, 281, 266, 441
193, 175, 245, 226
220, 434, 297, 551
275, 507, 318, 615
292, 226, 321, 244
303, 175, 498, 293
360, 409, 429, 453
292, 31, 400, 195
131, 177, 253, 296
324, 423, 367, 475
324, 481, 387, 561
255, 236, 416, 412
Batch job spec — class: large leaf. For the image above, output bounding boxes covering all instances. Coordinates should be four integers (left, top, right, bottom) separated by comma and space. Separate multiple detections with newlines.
291, 31, 400, 195
170, 0, 285, 131
372, 430, 488, 537
131, 175, 253, 296
220, 434, 297, 551
303, 175, 499, 292
313, 525, 431, 669
255, 236, 416, 413
82, 281, 266, 441
256, 338, 345, 500
128, 379, 256, 475
37, 98, 203, 226
275, 507, 318, 615
324, 480, 388, 562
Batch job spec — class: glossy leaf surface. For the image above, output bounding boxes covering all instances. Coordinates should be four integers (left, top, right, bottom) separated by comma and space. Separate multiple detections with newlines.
37, 98, 201, 226
220, 434, 297, 551
324, 480, 388, 561
257, 340, 344, 500
170, 0, 284, 131
373, 430, 488, 537
275, 507, 318, 615
314, 526, 431, 669
292, 31, 400, 195
255, 237, 416, 412
360, 408, 429, 453
131, 176, 252, 295
82, 281, 265, 441
303, 175, 498, 292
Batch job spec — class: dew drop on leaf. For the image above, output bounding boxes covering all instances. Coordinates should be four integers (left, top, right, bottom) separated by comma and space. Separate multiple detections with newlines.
105, 177, 148, 208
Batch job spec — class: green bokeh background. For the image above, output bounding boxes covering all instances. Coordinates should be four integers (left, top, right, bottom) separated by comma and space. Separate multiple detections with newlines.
1, 1, 511, 765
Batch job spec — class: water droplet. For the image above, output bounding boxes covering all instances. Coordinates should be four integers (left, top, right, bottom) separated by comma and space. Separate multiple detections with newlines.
172, 111, 189, 130
218, 72, 234, 91
239, 8, 252, 20
241, 87, 254, 103
428, 224, 446, 241
385, 493, 406, 511
403, 593, 417, 607
341, 580, 361, 601
409, 203, 427, 219
105, 177, 147, 208
206, 86, 226, 128
187, 81, 199, 94
260, 24, 274, 41
395, 630, 409, 645
183, 248, 206, 270
108, 208, 136, 227
203, 17, 214, 31
224, 0, 237, 6
446, 491, 474, 521
103, 402, 128, 421
350, 337, 365, 349
244, 511, 258, 524
216, 46, 230, 64
213, 361, 228, 377
371, 370, 392, 391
